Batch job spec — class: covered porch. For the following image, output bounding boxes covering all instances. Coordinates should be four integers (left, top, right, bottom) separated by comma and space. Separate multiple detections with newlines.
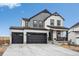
48, 26, 69, 41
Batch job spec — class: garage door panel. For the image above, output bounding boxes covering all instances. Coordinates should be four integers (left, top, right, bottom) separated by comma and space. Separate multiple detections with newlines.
27, 33, 47, 43
12, 32, 23, 44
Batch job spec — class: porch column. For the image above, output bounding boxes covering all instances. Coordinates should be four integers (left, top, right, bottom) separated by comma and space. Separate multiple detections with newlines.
66, 31, 68, 41
47, 31, 49, 43
53, 31, 57, 40
24, 31, 26, 44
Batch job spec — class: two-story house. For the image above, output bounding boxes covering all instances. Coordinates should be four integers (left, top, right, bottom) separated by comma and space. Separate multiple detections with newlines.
10, 9, 68, 44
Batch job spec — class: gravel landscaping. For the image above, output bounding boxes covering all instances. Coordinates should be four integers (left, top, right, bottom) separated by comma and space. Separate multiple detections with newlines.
61, 44, 79, 52
0, 45, 9, 56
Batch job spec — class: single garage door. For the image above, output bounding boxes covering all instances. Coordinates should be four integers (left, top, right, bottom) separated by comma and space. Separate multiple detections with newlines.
12, 32, 23, 44
27, 32, 47, 44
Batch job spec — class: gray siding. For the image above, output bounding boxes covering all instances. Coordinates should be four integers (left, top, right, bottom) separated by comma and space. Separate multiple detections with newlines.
28, 13, 50, 28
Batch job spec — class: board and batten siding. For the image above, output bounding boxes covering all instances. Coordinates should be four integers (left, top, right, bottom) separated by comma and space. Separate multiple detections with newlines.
68, 31, 76, 40
28, 13, 50, 28
45, 15, 64, 29
21, 20, 25, 27
68, 26, 79, 41
44, 15, 64, 40
73, 25, 79, 31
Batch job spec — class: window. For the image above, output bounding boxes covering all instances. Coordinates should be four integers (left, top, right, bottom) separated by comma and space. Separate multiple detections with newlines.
39, 20, 43, 28
50, 19, 54, 26
57, 20, 61, 26
33, 20, 37, 27
57, 31, 61, 37
25, 21, 28, 27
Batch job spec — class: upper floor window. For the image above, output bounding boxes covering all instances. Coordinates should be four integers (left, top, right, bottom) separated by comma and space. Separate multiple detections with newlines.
57, 20, 61, 26
25, 21, 28, 27
39, 20, 43, 28
33, 20, 37, 27
50, 19, 54, 26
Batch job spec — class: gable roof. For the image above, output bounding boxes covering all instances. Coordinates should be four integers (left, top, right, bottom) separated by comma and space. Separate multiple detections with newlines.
21, 9, 64, 22
52, 12, 64, 20
43, 12, 64, 22
70, 22, 79, 28
29, 9, 51, 20
22, 18, 30, 21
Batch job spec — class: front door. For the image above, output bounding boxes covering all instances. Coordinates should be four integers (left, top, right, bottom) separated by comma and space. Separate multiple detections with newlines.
49, 30, 53, 41
57, 31, 61, 41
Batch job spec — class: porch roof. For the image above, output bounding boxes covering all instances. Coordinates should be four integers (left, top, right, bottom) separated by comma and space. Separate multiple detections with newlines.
10, 26, 48, 31
73, 31, 79, 33
47, 25, 69, 31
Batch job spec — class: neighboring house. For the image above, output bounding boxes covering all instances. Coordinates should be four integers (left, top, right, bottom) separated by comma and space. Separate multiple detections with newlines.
68, 22, 79, 41
10, 9, 68, 44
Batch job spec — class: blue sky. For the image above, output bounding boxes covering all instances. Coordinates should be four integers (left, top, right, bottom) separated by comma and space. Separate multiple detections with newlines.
0, 3, 79, 35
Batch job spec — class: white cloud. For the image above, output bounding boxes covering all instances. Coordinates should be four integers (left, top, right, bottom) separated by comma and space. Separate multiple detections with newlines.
0, 3, 21, 9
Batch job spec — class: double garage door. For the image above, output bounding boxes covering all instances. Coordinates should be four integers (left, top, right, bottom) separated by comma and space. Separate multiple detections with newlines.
12, 32, 47, 44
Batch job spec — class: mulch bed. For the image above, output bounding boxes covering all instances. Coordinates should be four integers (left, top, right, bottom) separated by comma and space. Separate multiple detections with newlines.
61, 44, 79, 52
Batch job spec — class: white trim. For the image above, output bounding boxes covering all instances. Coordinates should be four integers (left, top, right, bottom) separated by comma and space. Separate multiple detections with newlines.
51, 28, 68, 31
10, 29, 49, 44
11, 29, 24, 32
24, 30, 49, 43
10, 30, 24, 44
24, 32, 26, 44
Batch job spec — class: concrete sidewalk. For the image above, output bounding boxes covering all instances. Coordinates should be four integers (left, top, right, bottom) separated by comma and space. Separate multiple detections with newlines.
3, 44, 79, 56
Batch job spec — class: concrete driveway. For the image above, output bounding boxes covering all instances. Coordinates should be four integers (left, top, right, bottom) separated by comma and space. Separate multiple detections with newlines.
3, 44, 79, 56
